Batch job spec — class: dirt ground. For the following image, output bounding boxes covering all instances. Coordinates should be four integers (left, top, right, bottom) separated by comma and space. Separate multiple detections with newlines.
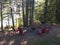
0, 25, 60, 45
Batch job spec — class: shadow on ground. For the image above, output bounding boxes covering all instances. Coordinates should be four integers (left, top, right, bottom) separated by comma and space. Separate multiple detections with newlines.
0, 25, 60, 45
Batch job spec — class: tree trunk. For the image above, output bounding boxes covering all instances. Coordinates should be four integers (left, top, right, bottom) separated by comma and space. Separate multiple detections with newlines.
43, 0, 48, 23
10, 7, 14, 30
29, 0, 34, 26
8, 15, 9, 26
55, 0, 60, 23
1, 3, 3, 32
26, 0, 29, 26
22, 0, 26, 27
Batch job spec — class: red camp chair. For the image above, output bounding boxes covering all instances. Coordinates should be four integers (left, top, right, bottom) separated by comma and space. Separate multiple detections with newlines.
18, 27, 27, 35
13, 28, 19, 35
42, 26, 49, 33
37, 30, 42, 35
37, 26, 49, 35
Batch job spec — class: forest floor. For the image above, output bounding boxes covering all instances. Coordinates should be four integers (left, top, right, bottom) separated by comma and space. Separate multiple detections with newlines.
0, 24, 60, 45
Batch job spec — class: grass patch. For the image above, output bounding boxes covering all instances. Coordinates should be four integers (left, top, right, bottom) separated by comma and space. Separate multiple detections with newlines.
35, 37, 60, 45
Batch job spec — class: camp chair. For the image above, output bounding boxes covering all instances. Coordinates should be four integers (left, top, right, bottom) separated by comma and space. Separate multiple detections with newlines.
18, 27, 27, 35
37, 23, 51, 35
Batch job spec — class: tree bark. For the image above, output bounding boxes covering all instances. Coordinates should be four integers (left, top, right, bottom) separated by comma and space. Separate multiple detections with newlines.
1, 3, 3, 32
22, 0, 26, 27
29, 0, 34, 26
55, 0, 60, 23
8, 15, 9, 26
10, 7, 14, 30
26, 0, 29, 26
43, 0, 48, 23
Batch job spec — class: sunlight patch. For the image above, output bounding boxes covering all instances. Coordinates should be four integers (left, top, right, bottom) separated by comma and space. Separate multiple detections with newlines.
8, 39, 14, 45
56, 34, 60, 37
20, 40, 28, 45
0, 39, 6, 45
4, 31, 9, 35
